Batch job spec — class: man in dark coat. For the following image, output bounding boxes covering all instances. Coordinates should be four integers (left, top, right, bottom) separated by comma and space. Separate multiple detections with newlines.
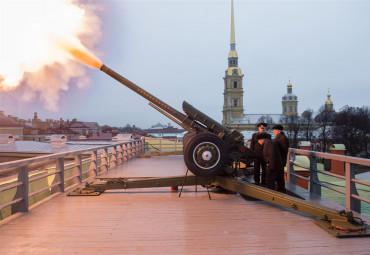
256, 133, 282, 191
250, 122, 271, 185
272, 125, 289, 193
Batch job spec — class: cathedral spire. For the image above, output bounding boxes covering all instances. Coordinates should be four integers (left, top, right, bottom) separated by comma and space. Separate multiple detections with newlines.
228, 0, 239, 68
230, 0, 236, 50
223, 0, 244, 126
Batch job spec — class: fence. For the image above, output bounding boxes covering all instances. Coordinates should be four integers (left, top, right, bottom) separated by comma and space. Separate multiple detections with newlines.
144, 137, 183, 152
287, 148, 370, 214
0, 140, 145, 220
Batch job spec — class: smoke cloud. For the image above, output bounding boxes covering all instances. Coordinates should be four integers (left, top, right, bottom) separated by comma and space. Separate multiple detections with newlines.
0, 0, 102, 112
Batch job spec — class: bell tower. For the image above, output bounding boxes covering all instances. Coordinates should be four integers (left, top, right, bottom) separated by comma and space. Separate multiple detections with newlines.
282, 80, 298, 116
222, 0, 244, 126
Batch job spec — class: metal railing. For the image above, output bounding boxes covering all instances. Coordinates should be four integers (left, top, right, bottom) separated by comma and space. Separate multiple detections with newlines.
286, 148, 370, 214
0, 140, 145, 220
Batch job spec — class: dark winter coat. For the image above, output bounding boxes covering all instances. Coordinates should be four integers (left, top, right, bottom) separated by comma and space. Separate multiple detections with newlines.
262, 140, 283, 171
273, 131, 289, 166
251, 132, 272, 158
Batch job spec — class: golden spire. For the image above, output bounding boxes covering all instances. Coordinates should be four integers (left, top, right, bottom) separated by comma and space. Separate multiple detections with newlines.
230, 0, 235, 47
228, 0, 238, 58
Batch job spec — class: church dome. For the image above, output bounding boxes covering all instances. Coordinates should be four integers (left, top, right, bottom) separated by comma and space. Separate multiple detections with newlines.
227, 66, 242, 76
282, 80, 297, 101
325, 92, 333, 105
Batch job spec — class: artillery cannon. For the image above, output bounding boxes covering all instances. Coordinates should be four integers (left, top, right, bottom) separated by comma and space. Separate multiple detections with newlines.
100, 65, 255, 177
69, 65, 370, 238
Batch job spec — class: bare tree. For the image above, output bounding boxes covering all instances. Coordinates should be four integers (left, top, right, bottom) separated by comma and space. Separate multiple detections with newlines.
314, 105, 334, 152
301, 108, 314, 141
258, 115, 274, 125
357, 106, 370, 157
332, 106, 369, 157
280, 115, 301, 148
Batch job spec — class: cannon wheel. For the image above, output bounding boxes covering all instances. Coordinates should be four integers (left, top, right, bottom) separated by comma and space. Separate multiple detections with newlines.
182, 132, 196, 150
184, 133, 228, 177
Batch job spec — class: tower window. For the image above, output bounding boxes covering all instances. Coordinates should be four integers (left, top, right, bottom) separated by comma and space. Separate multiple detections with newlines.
233, 99, 238, 107
233, 81, 237, 88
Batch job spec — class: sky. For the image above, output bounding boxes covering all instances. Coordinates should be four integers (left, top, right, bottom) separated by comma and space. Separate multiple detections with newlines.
1, 0, 369, 129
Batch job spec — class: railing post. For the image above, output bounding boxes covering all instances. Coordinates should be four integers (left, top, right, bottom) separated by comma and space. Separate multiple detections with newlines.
111, 146, 117, 168
123, 144, 128, 161
132, 142, 137, 158
286, 150, 291, 183
90, 150, 98, 176
309, 153, 321, 196
101, 148, 108, 173
127, 143, 132, 159
117, 144, 123, 164
287, 150, 296, 185
12, 166, 29, 213
52, 158, 65, 194
345, 162, 361, 213
73, 154, 82, 184
142, 139, 145, 153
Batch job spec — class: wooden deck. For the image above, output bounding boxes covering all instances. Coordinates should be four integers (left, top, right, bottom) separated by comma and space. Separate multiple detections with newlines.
0, 156, 369, 254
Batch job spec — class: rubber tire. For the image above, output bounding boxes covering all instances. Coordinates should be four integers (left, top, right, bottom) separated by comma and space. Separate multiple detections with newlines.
183, 133, 228, 177
182, 132, 196, 152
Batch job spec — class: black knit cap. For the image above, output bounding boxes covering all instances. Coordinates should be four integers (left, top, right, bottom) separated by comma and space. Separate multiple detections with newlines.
256, 122, 267, 128
272, 124, 284, 130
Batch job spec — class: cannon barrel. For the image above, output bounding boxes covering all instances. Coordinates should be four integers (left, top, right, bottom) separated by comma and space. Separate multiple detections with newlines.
100, 65, 207, 133
100, 65, 188, 123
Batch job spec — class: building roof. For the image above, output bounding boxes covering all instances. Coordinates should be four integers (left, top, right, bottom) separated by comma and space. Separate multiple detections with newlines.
231, 114, 284, 125
38, 128, 79, 135
70, 122, 89, 128
150, 123, 168, 129
0, 114, 22, 128
83, 122, 99, 129
146, 126, 185, 134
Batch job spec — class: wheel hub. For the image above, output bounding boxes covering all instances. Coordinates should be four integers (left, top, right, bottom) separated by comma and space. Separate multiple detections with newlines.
193, 142, 221, 169
201, 151, 212, 161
